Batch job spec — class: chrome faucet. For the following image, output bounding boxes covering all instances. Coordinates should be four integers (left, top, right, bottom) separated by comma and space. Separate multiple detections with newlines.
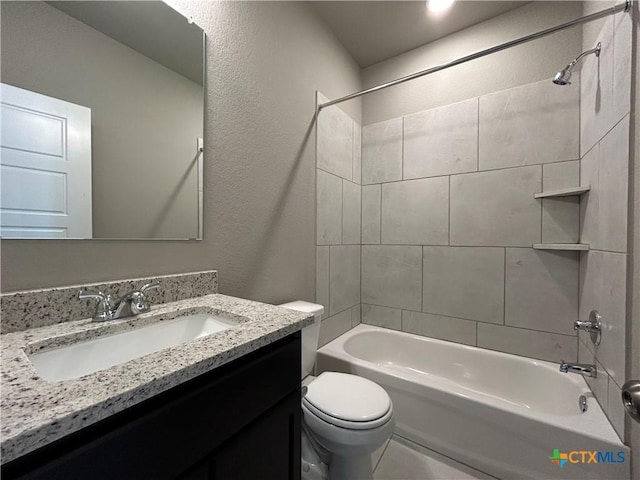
78, 282, 159, 322
574, 310, 602, 346
559, 361, 597, 378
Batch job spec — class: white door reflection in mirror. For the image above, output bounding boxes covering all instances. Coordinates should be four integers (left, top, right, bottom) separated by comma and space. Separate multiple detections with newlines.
0, 83, 92, 238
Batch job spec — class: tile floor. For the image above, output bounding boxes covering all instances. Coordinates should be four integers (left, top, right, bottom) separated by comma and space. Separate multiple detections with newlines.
372, 436, 497, 480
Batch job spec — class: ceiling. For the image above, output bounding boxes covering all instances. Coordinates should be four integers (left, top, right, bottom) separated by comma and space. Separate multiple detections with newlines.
310, 1, 529, 68
48, 1, 204, 85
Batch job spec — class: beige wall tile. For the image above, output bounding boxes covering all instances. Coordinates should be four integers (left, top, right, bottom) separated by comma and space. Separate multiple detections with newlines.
362, 184, 381, 244
581, 18, 615, 155
542, 160, 580, 190
450, 166, 541, 246
578, 339, 609, 410
319, 309, 352, 347
403, 98, 478, 179
381, 177, 449, 245
402, 310, 476, 346
607, 380, 626, 441
477, 323, 577, 363
342, 180, 361, 245
317, 103, 353, 181
599, 116, 629, 253
351, 304, 361, 327
362, 118, 403, 184
542, 198, 580, 244
361, 303, 401, 330
317, 169, 342, 245
362, 245, 422, 311
329, 245, 360, 316
479, 79, 579, 170
422, 246, 504, 324
353, 121, 362, 184
315, 246, 329, 319
505, 248, 578, 335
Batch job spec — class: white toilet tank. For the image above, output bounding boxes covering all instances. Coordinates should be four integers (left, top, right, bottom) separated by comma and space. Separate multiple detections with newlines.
279, 301, 324, 379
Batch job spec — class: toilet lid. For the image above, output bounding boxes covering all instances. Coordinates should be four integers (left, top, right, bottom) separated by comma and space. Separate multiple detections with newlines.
303, 372, 391, 427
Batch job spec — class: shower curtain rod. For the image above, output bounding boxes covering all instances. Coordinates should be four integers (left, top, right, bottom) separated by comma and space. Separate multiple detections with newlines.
318, 0, 632, 110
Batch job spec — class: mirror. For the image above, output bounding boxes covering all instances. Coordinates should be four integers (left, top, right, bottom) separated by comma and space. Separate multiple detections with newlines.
0, 1, 204, 240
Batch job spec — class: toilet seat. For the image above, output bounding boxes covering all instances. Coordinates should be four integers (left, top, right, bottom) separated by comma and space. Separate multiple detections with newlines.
303, 372, 392, 430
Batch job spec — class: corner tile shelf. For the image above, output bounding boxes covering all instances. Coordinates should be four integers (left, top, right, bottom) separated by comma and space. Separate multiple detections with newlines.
534, 185, 590, 198
533, 243, 590, 251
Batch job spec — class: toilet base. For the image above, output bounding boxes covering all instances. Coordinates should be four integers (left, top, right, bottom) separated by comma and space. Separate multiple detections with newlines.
302, 428, 329, 480
302, 458, 329, 480
302, 427, 374, 480
302, 453, 373, 480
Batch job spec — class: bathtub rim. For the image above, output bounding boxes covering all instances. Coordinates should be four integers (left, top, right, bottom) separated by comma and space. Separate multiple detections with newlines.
317, 323, 624, 447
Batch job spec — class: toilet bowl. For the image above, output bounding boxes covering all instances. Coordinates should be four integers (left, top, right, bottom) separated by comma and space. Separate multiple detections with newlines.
280, 301, 394, 480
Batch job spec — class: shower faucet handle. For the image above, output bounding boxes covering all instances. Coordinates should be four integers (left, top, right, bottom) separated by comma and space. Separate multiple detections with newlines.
574, 310, 602, 346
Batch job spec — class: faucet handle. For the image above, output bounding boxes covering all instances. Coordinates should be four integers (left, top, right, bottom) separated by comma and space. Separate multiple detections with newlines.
78, 289, 112, 321
128, 282, 159, 315
140, 282, 159, 294
559, 360, 569, 373
78, 289, 107, 301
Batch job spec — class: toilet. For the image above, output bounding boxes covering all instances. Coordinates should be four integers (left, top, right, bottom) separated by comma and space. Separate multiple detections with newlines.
280, 301, 394, 480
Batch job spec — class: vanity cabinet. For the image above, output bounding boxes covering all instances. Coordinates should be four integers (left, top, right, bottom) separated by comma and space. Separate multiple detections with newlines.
2, 333, 301, 480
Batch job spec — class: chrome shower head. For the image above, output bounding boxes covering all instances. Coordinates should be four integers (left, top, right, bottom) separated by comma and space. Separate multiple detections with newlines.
553, 67, 573, 86
553, 42, 601, 86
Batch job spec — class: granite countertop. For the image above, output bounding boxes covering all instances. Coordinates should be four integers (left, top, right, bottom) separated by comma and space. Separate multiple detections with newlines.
1, 294, 313, 464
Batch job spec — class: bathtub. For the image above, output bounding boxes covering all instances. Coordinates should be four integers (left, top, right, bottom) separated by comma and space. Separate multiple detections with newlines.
316, 324, 630, 480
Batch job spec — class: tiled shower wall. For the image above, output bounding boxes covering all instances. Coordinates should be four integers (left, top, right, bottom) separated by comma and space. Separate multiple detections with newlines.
576, 7, 632, 440
315, 93, 362, 346
360, 77, 582, 363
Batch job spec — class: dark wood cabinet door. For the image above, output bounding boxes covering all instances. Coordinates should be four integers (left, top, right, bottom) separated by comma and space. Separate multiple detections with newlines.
212, 390, 301, 480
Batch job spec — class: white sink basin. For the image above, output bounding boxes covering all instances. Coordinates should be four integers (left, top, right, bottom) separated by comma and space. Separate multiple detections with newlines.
29, 314, 237, 382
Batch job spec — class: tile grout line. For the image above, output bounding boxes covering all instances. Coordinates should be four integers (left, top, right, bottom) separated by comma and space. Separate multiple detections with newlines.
539, 165, 543, 244
448, 175, 451, 246
372, 437, 393, 474
378, 184, 382, 244
328, 245, 331, 319
360, 243, 547, 249
475, 320, 479, 346
476, 97, 480, 172
359, 158, 581, 187
341, 180, 345, 245
360, 301, 577, 337
503, 248, 507, 326
421, 245, 424, 313
401, 116, 405, 181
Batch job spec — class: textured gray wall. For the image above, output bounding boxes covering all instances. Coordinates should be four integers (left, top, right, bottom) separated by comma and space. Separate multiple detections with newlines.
361, 1, 582, 125
1, 1, 203, 239
1, 1, 362, 303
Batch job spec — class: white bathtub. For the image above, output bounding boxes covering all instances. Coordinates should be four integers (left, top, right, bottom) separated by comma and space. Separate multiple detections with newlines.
316, 324, 630, 480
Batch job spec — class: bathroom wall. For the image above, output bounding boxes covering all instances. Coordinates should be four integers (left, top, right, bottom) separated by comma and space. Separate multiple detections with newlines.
1, 2, 362, 308
361, 1, 582, 125
577, 1, 633, 442
359, 78, 581, 364
357, 1, 587, 364
315, 93, 362, 346
1, 1, 203, 239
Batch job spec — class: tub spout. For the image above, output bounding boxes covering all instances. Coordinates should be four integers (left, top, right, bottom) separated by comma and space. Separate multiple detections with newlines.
559, 361, 597, 378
